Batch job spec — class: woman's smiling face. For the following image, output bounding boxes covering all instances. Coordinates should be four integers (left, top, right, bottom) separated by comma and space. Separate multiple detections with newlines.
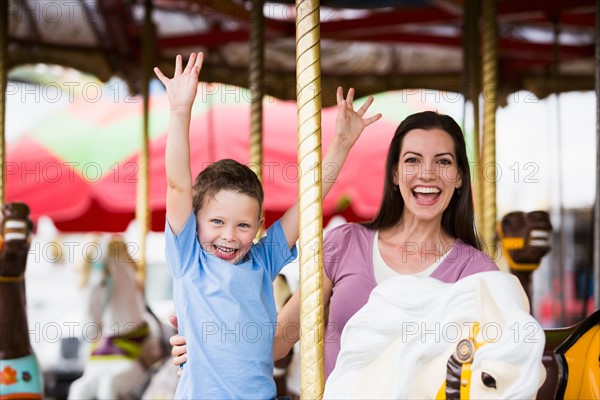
394, 128, 462, 223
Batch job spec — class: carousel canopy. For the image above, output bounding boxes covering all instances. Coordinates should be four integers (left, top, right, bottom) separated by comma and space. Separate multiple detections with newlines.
7, 0, 596, 105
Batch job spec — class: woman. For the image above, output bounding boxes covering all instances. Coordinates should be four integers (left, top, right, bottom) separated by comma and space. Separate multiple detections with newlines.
171, 110, 499, 379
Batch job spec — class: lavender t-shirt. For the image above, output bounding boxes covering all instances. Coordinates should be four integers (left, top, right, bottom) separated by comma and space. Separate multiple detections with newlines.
322, 223, 499, 378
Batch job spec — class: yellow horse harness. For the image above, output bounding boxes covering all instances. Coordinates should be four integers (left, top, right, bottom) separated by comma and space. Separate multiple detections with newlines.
436, 323, 489, 400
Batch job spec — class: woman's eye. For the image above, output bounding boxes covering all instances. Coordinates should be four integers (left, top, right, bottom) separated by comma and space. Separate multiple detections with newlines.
404, 157, 418, 163
481, 372, 497, 389
437, 158, 452, 165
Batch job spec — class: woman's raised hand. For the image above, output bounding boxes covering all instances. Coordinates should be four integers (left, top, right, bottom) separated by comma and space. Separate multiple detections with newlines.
334, 86, 382, 149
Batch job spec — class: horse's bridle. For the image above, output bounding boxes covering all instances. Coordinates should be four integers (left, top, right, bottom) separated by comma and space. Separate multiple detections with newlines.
435, 322, 489, 400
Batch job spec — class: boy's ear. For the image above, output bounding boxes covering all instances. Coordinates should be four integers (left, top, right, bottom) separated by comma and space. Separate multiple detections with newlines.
258, 217, 265, 229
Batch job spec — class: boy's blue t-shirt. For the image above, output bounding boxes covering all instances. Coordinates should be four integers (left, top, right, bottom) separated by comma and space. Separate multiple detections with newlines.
165, 212, 297, 400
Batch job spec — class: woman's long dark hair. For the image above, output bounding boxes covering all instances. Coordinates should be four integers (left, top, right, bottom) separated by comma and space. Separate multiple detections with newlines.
363, 111, 481, 250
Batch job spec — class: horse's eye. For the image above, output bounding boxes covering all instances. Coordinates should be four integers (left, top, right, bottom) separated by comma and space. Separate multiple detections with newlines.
481, 372, 497, 389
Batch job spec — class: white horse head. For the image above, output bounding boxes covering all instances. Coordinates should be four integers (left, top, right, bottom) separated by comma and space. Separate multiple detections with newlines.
68, 236, 166, 400
81, 236, 146, 335
324, 271, 546, 399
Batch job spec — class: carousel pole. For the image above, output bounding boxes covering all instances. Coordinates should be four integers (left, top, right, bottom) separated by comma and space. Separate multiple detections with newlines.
249, 0, 265, 239
594, 0, 600, 310
136, 0, 154, 287
0, 0, 7, 207
480, 0, 498, 256
463, 0, 482, 232
551, 19, 567, 325
296, 1, 325, 398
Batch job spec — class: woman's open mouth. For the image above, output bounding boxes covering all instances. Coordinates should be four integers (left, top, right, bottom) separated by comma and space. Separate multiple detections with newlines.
412, 186, 441, 206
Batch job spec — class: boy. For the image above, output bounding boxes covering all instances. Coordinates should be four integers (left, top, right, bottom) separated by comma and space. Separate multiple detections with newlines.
154, 52, 380, 399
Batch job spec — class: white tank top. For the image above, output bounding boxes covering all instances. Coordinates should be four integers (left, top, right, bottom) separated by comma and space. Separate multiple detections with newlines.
372, 230, 450, 284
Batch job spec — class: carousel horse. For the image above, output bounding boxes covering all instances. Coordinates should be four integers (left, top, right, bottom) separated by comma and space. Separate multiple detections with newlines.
538, 309, 599, 399
324, 271, 546, 399
497, 210, 552, 301
67, 236, 167, 400
498, 210, 600, 398
0, 203, 44, 400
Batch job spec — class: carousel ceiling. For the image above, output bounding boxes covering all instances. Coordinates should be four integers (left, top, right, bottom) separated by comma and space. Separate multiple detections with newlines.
6, 0, 597, 104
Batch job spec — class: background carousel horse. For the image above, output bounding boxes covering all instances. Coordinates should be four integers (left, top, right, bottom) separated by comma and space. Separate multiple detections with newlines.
0, 203, 44, 400
497, 210, 552, 302
497, 210, 599, 399
67, 236, 167, 400
324, 271, 546, 399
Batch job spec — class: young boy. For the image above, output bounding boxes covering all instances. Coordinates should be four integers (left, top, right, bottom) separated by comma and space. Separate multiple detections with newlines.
154, 52, 380, 399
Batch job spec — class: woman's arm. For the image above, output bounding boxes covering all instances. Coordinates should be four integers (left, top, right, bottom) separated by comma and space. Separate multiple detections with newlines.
274, 272, 334, 361
274, 288, 299, 360
169, 269, 335, 366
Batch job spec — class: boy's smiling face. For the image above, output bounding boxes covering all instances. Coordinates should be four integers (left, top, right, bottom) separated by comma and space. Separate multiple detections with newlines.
196, 189, 263, 264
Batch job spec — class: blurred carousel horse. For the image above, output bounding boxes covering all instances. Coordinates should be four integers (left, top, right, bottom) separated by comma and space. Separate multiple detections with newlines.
497, 210, 552, 300
497, 210, 599, 399
68, 237, 166, 400
0, 203, 44, 400
324, 271, 547, 399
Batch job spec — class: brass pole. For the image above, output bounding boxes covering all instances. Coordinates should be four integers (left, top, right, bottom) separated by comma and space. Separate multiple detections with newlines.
0, 1, 8, 207
481, 0, 498, 256
250, 0, 264, 239
136, 0, 154, 287
463, 0, 482, 233
551, 19, 567, 325
296, 0, 324, 398
594, 0, 600, 310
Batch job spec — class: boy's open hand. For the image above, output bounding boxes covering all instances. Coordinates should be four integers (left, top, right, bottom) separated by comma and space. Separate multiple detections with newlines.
154, 52, 204, 113
335, 87, 382, 149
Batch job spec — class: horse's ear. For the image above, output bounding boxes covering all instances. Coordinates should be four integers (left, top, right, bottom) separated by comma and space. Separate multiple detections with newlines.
477, 278, 506, 331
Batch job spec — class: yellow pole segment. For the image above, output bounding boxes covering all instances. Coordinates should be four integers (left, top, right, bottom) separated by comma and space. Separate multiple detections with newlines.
481, 0, 498, 256
594, 0, 600, 310
136, 0, 154, 287
296, 1, 324, 398
464, 0, 483, 232
0, 1, 7, 207
250, 0, 264, 239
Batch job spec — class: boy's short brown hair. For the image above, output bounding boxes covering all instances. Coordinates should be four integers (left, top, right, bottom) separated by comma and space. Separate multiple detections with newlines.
192, 159, 264, 216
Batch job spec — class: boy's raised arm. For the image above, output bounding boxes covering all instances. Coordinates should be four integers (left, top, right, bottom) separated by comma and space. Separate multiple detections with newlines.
279, 87, 382, 245
154, 52, 204, 234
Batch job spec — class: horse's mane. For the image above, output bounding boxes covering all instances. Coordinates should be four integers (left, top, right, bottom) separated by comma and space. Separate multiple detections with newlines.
326, 271, 545, 398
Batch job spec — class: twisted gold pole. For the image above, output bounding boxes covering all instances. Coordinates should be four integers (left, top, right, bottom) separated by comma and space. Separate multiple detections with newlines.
481, 0, 498, 257
594, 0, 600, 310
135, 0, 154, 287
0, 1, 7, 207
250, 0, 264, 240
296, 1, 324, 398
463, 0, 483, 233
